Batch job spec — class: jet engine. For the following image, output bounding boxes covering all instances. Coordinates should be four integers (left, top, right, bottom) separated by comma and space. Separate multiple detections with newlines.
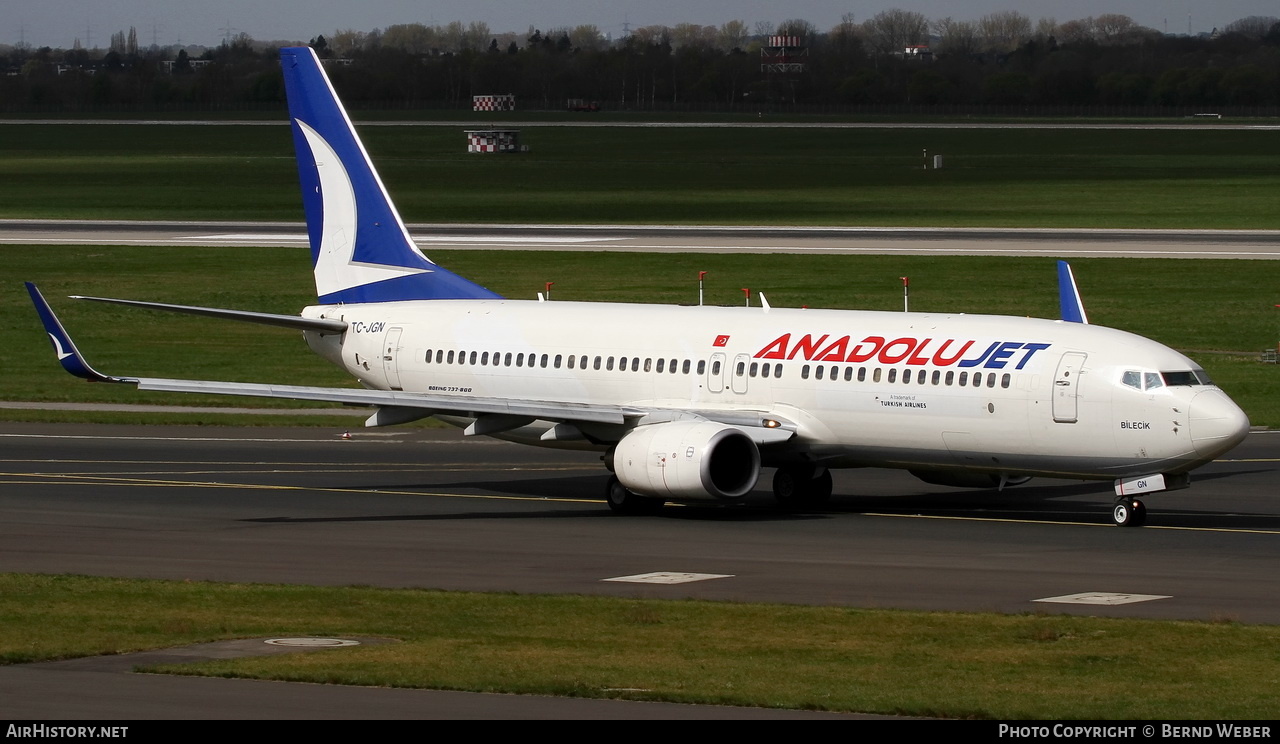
613, 421, 760, 501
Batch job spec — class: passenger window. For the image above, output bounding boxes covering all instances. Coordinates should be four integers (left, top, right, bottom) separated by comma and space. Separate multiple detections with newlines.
774, 364, 783, 379
844, 367, 853, 382
888, 369, 897, 383
932, 370, 941, 385
504, 352, 512, 367
632, 358, 640, 372
802, 365, 810, 380
697, 360, 705, 375
656, 358, 665, 373
987, 374, 996, 388
607, 357, 615, 371
645, 358, 652, 373
554, 354, 562, 369
749, 362, 758, 377
815, 366, 824, 380
945, 371, 954, 385
873, 368, 882, 383
469, 351, 477, 365
685, 360, 693, 374
425, 349, 433, 363
1002, 373, 1011, 388
436, 350, 444, 364
594, 356, 602, 370
858, 367, 866, 382
541, 354, 549, 368
711, 360, 721, 375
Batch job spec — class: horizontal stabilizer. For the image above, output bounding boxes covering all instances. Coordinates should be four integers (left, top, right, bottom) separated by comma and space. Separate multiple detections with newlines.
71, 295, 347, 333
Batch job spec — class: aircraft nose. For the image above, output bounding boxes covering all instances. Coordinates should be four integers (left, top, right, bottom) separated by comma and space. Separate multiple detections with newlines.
1189, 389, 1250, 458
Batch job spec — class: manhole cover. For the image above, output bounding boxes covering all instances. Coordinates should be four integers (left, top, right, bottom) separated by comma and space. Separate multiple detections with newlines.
264, 638, 362, 647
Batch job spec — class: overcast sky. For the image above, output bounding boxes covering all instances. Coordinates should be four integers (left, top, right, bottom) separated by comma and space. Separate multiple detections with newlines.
5, 0, 1278, 49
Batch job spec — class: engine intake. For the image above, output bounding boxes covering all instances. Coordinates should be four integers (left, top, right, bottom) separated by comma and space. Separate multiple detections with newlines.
613, 421, 760, 501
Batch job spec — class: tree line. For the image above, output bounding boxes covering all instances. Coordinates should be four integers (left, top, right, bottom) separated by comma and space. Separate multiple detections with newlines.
2, 10, 1279, 114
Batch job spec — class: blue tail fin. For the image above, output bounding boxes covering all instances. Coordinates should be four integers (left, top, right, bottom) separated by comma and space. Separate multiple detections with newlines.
280, 46, 500, 304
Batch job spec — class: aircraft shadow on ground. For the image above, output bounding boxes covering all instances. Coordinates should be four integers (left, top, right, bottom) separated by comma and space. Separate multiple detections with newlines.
244, 469, 1280, 529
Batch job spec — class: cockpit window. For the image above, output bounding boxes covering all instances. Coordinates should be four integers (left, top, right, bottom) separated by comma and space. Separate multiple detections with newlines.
1144, 372, 1163, 391
1121, 370, 1141, 389
1162, 370, 1211, 386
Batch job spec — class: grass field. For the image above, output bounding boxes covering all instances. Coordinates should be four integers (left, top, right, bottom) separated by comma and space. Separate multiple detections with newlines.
4, 573, 1279, 719
3, 123, 1280, 228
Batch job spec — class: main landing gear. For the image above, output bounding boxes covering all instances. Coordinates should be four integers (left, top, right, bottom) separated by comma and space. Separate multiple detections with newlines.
1111, 497, 1147, 527
604, 475, 664, 515
772, 465, 833, 509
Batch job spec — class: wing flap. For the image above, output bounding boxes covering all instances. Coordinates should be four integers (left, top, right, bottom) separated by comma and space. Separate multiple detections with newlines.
133, 378, 629, 424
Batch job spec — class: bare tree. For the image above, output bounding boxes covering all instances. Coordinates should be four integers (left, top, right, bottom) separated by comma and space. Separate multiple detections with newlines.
1224, 16, 1280, 38
934, 17, 980, 56
717, 20, 749, 51
329, 29, 370, 56
671, 23, 717, 50
1056, 18, 1097, 45
569, 25, 606, 52
381, 23, 437, 55
1094, 14, 1141, 44
862, 9, 929, 55
776, 18, 817, 41
979, 11, 1032, 53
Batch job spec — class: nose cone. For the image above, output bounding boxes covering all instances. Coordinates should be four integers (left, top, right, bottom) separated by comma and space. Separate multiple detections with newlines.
1190, 389, 1250, 459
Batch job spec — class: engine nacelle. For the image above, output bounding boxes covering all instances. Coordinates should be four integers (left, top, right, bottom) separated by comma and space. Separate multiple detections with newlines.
613, 421, 760, 501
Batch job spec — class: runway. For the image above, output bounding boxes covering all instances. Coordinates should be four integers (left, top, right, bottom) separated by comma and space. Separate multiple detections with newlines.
3, 219, 1280, 258
3, 422, 1277, 618
3, 422, 1277, 717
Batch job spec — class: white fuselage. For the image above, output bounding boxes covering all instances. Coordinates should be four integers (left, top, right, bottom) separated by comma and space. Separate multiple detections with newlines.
301, 299, 1249, 481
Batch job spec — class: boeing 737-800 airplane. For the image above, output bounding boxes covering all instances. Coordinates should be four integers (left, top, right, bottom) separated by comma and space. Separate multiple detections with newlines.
27, 47, 1250, 526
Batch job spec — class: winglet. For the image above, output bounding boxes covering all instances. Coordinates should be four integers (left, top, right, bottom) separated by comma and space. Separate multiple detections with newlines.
1057, 260, 1089, 324
25, 282, 123, 382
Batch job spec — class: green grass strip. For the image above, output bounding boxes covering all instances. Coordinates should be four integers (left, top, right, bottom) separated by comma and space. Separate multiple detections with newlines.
3, 574, 1278, 718
3, 124, 1280, 228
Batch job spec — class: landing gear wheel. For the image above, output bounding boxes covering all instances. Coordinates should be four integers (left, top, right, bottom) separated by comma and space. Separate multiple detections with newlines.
604, 476, 663, 515
1112, 498, 1146, 527
773, 466, 833, 509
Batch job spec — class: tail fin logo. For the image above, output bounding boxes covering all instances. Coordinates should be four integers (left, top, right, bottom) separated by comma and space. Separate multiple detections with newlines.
296, 119, 430, 300
281, 46, 501, 304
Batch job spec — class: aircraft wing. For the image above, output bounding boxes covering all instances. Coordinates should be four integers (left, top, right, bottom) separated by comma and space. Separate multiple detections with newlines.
26, 283, 793, 443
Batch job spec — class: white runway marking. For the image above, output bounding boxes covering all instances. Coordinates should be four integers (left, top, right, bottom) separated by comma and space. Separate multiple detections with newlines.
602, 572, 734, 585
1034, 592, 1171, 606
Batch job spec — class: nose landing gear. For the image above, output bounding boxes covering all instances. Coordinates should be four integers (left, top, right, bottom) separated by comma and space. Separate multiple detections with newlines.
1112, 497, 1147, 527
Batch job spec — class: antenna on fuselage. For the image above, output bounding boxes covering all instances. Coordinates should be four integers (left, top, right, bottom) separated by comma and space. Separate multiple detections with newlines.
901, 276, 910, 312
698, 271, 707, 306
